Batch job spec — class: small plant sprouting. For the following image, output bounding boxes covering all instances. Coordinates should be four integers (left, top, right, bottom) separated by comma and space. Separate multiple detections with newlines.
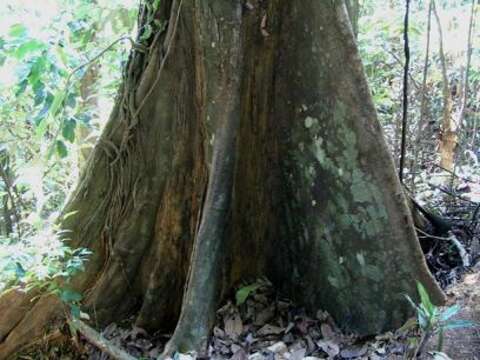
405, 282, 477, 358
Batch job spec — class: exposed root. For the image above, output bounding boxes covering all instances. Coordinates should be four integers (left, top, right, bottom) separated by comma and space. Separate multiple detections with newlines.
162, 1, 244, 355
68, 317, 136, 360
0, 294, 63, 359
0, 289, 35, 342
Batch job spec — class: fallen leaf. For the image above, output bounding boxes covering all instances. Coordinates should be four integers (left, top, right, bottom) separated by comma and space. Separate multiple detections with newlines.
257, 324, 284, 336
267, 341, 287, 354
231, 348, 248, 360
148, 347, 160, 357
245, 333, 256, 345
295, 317, 311, 334
428, 351, 453, 360
340, 345, 367, 359
214, 326, 225, 338
285, 322, 295, 334
316, 310, 328, 322
177, 353, 194, 360
231, 344, 242, 353
255, 306, 275, 326
290, 348, 306, 360
317, 339, 340, 357
305, 335, 316, 352
248, 352, 265, 360
320, 323, 335, 340
225, 313, 243, 339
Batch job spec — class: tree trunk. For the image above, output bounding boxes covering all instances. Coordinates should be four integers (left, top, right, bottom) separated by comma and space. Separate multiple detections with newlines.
411, 0, 433, 193
432, 0, 456, 173
458, 0, 476, 135
0, 1, 444, 358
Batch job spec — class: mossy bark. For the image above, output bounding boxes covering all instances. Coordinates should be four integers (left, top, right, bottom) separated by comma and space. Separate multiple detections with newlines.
0, 1, 444, 358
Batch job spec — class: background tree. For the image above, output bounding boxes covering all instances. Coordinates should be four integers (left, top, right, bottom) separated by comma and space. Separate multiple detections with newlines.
433, 0, 456, 173
359, 0, 480, 205
0, 0, 137, 295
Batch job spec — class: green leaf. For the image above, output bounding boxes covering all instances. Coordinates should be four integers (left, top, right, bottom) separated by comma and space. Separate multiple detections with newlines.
49, 91, 66, 117
404, 294, 420, 312
29, 57, 46, 86
56, 140, 68, 158
33, 96, 52, 126
152, 0, 161, 11
417, 282, 435, 316
75, 112, 91, 125
9, 24, 27, 38
14, 40, 46, 59
235, 283, 261, 306
32, 81, 46, 105
443, 320, 477, 330
56, 45, 69, 67
62, 118, 77, 143
439, 304, 460, 322
60, 289, 83, 303
15, 262, 26, 279
70, 304, 81, 318
15, 79, 28, 97
65, 92, 76, 109
418, 309, 430, 330
15, 63, 31, 82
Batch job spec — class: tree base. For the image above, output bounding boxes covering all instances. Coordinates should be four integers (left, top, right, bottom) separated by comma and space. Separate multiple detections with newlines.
0, 1, 446, 358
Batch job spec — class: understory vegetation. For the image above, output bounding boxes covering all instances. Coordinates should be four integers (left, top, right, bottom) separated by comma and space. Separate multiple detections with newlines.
0, 0, 137, 291
0, 0, 479, 359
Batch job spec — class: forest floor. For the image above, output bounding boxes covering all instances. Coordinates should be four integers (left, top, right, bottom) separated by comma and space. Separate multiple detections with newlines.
78, 271, 480, 360
426, 262, 480, 360
15, 190, 480, 359
14, 265, 480, 360
15, 234, 480, 359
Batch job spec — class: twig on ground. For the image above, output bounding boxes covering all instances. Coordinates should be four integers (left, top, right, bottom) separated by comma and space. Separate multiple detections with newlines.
68, 317, 137, 360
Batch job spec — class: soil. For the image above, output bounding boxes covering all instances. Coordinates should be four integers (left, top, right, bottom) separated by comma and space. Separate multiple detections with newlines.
426, 263, 480, 360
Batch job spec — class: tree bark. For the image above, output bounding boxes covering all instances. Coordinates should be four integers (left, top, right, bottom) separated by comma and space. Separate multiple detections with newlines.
345, 0, 360, 38
411, 0, 433, 192
458, 0, 476, 132
432, 0, 456, 172
0, 1, 444, 358
0, 151, 21, 237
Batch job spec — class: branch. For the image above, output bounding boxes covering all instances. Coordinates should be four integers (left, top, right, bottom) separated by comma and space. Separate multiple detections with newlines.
432, 163, 479, 184
0, 157, 23, 237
